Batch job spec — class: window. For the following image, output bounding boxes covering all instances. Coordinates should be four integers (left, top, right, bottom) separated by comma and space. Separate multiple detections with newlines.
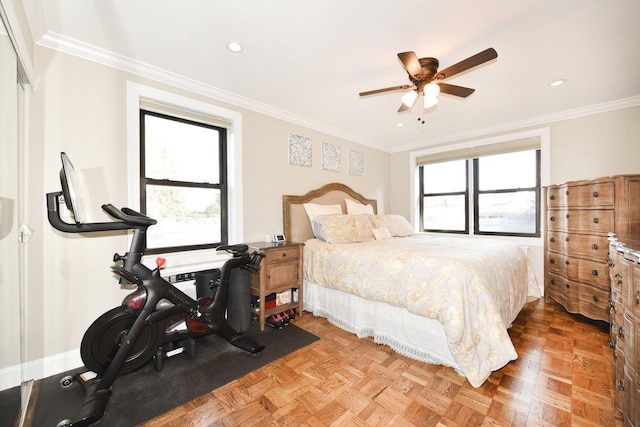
140, 110, 228, 254
419, 148, 540, 237
474, 150, 540, 236
419, 159, 469, 233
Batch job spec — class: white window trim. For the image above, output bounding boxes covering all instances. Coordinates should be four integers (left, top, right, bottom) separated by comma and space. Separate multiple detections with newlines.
410, 127, 550, 246
126, 82, 243, 271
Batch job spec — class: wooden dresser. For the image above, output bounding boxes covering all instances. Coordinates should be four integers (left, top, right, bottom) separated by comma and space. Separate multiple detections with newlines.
608, 235, 640, 426
543, 175, 640, 322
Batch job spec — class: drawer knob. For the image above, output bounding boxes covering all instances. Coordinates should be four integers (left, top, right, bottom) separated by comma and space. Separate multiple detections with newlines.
592, 295, 599, 302
565, 190, 569, 195
550, 279, 556, 285
618, 326, 625, 339
618, 379, 625, 391
591, 243, 598, 250
636, 290, 639, 305
550, 216, 555, 221
615, 272, 622, 285
608, 339, 614, 349
565, 283, 570, 288
565, 260, 570, 265
593, 217, 599, 224
282, 253, 287, 258
549, 195, 555, 200
592, 269, 598, 276
550, 237, 555, 243
593, 191, 599, 197
566, 214, 570, 219
566, 237, 569, 242
550, 259, 555, 264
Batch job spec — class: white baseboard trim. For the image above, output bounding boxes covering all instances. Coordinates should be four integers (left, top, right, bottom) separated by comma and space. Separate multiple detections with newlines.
0, 349, 83, 391
0, 364, 21, 391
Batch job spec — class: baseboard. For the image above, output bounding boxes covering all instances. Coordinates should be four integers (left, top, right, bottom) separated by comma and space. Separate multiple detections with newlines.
0, 364, 21, 392
0, 349, 82, 392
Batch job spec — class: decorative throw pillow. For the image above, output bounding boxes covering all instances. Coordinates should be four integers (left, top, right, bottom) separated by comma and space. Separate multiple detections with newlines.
345, 198, 375, 215
372, 228, 392, 240
311, 214, 375, 243
370, 214, 415, 237
303, 203, 342, 222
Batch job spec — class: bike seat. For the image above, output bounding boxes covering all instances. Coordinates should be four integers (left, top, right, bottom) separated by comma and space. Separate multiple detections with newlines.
216, 244, 249, 253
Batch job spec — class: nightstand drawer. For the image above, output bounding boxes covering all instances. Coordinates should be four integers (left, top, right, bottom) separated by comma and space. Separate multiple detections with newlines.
263, 247, 300, 263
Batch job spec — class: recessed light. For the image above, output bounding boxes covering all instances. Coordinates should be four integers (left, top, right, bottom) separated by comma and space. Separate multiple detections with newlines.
550, 79, 565, 87
227, 41, 243, 52
397, 123, 404, 127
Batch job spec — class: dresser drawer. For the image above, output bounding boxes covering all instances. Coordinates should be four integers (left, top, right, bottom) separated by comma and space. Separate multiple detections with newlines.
566, 181, 614, 208
546, 186, 565, 209
578, 282, 610, 321
547, 272, 579, 312
574, 258, 609, 288
547, 231, 608, 261
547, 209, 614, 233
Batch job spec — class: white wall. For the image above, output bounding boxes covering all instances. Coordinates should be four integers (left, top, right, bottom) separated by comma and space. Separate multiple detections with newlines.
21, 45, 389, 379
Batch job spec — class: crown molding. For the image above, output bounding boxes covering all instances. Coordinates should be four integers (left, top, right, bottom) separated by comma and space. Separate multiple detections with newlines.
393, 95, 640, 153
36, 31, 640, 155
37, 32, 388, 151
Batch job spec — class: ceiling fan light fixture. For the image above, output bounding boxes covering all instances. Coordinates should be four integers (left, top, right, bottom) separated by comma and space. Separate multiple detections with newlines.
423, 96, 439, 109
401, 90, 418, 108
424, 83, 440, 99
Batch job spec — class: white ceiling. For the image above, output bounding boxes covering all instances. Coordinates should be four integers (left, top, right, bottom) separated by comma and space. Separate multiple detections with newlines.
23, 0, 640, 152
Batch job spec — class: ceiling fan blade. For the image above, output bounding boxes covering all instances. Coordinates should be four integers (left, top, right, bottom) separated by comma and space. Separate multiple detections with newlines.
397, 51, 423, 79
437, 48, 497, 80
359, 85, 412, 97
438, 82, 476, 98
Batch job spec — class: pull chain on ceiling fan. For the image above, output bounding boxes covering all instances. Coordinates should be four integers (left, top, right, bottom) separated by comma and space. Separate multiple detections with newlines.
359, 48, 498, 112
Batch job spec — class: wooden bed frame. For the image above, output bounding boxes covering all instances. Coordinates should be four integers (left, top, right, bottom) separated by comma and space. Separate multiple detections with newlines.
282, 182, 377, 243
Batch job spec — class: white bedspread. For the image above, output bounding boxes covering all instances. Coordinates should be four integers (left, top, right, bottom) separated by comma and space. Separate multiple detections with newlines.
304, 234, 540, 387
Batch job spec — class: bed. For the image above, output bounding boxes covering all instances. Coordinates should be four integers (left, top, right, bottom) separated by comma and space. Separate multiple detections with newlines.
283, 183, 541, 387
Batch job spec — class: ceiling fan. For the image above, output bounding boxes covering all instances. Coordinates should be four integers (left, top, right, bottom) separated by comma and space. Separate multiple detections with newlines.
359, 48, 498, 112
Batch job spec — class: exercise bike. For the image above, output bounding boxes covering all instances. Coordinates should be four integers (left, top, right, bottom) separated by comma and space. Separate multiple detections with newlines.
46, 153, 265, 426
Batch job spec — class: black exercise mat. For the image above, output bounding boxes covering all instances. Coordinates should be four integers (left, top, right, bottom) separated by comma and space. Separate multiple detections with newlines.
31, 322, 318, 426
0, 385, 20, 427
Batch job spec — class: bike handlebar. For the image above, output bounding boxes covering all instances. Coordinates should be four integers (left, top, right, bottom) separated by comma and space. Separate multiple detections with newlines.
46, 191, 156, 233
102, 204, 157, 227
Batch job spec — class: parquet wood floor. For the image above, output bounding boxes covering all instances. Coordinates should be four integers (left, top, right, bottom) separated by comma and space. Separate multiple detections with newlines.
141, 298, 620, 426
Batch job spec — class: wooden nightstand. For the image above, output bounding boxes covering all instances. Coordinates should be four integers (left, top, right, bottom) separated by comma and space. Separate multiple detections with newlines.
248, 241, 304, 331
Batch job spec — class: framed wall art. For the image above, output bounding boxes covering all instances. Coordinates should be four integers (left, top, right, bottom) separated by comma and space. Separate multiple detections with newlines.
321, 142, 340, 172
288, 133, 312, 167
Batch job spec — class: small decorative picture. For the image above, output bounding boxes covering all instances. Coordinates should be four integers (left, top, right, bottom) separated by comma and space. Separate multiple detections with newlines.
321, 142, 340, 172
349, 149, 364, 176
288, 133, 312, 167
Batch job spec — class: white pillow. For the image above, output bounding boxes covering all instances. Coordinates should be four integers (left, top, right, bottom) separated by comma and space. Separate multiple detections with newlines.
303, 203, 343, 222
370, 215, 415, 237
345, 198, 375, 215
372, 228, 392, 240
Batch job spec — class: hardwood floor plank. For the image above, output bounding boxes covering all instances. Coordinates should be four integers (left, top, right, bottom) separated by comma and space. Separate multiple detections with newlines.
141, 299, 621, 426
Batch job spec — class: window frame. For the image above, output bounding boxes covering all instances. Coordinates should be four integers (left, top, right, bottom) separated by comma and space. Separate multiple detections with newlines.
139, 109, 229, 254
472, 149, 541, 237
419, 159, 470, 234
126, 82, 243, 270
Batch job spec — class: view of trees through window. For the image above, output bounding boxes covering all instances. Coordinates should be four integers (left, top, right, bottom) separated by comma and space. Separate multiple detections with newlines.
141, 110, 226, 253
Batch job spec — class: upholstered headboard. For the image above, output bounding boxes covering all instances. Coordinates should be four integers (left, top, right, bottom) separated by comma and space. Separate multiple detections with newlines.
283, 182, 378, 243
